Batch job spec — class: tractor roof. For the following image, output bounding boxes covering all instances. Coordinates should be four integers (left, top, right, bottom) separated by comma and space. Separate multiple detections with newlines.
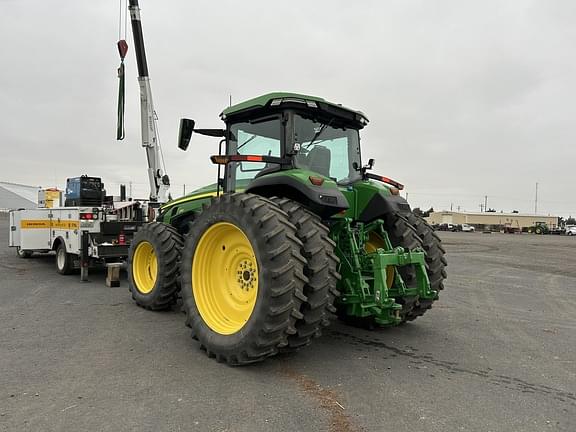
220, 92, 369, 129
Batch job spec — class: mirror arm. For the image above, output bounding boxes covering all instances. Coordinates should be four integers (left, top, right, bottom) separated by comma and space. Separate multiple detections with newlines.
194, 129, 227, 138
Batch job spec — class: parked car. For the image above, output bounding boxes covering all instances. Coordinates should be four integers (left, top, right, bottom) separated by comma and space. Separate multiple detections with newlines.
461, 223, 475, 232
566, 226, 576, 236
437, 223, 452, 231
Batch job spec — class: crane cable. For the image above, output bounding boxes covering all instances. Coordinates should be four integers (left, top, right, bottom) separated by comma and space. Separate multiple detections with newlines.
116, 0, 128, 140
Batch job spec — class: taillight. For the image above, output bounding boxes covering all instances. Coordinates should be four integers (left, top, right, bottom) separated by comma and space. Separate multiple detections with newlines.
80, 213, 94, 220
118, 233, 126, 245
308, 176, 324, 186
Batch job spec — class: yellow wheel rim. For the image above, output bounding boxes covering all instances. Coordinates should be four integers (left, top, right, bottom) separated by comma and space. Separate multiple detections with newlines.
365, 233, 395, 288
192, 222, 259, 335
132, 241, 158, 294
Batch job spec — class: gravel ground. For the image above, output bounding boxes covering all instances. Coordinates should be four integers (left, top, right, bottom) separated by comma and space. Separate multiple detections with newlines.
1, 213, 575, 432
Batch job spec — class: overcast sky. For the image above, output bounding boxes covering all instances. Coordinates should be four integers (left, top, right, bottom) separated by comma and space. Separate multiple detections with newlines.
1, 0, 575, 217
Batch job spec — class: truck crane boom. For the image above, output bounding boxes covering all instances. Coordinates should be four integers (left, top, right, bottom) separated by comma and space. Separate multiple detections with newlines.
127, 0, 169, 204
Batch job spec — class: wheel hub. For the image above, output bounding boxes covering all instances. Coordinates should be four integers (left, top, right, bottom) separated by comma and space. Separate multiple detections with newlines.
237, 260, 256, 290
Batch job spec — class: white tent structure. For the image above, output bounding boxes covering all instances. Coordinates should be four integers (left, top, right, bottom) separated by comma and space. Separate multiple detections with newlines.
0, 182, 39, 211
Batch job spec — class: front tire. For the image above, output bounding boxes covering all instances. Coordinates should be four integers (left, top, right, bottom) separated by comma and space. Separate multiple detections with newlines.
180, 193, 308, 365
127, 222, 183, 310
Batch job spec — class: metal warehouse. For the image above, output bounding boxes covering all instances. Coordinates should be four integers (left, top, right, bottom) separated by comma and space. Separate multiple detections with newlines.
425, 211, 559, 230
0, 182, 38, 211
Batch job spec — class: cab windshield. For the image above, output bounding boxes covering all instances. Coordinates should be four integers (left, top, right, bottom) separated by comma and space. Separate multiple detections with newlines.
293, 114, 361, 184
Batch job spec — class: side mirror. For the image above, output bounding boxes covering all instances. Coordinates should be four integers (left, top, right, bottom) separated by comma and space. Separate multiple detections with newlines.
367, 158, 375, 169
178, 118, 195, 151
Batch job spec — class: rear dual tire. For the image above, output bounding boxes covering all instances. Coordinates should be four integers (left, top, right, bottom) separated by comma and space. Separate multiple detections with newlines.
272, 197, 341, 351
180, 193, 309, 365
354, 212, 446, 324
402, 213, 447, 321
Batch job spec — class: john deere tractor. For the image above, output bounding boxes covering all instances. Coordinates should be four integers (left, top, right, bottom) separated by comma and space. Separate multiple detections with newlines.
127, 92, 447, 365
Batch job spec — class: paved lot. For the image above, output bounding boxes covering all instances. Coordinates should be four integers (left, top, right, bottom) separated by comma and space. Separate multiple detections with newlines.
1, 213, 575, 432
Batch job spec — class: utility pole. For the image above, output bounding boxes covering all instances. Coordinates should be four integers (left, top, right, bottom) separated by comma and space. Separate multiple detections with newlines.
450, 203, 453, 211
405, 192, 409, 201
183, 184, 186, 195
484, 195, 488, 212
480, 203, 484, 212
129, 181, 133, 198
535, 182, 538, 215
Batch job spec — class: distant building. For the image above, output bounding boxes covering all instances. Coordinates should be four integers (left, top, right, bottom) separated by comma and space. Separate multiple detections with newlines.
0, 182, 39, 211
425, 211, 559, 230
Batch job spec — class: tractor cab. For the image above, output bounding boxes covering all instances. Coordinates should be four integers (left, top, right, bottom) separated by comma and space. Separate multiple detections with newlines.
177, 92, 406, 218
179, 92, 369, 191
220, 93, 368, 188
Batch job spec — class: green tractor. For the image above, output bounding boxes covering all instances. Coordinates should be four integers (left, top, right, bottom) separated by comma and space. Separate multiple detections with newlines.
127, 92, 447, 365
524, 221, 550, 235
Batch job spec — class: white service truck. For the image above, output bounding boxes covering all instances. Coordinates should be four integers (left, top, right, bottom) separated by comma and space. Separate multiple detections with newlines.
9, 206, 141, 278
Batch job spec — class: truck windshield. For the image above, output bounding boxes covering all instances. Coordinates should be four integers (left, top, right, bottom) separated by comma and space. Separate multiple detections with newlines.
293, 114, 361, 184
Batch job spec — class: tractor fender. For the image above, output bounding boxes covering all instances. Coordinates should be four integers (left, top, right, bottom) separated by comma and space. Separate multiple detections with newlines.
246, 175, 349, 218
358, 192, 412, 223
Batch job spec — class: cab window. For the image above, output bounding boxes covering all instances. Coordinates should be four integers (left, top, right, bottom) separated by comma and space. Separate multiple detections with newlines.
229, 117, 281, 184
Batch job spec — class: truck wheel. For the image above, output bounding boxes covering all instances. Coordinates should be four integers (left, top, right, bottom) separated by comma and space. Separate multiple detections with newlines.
128, 222, 183, 310
16, 247, 33, 259
56, 243, 74, 275
272, 197, 341, 351
403, 213, 447, 321
180, 193, 307, 365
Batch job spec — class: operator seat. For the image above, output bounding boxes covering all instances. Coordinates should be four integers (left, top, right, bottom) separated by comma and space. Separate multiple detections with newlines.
306, 146, 331, 178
